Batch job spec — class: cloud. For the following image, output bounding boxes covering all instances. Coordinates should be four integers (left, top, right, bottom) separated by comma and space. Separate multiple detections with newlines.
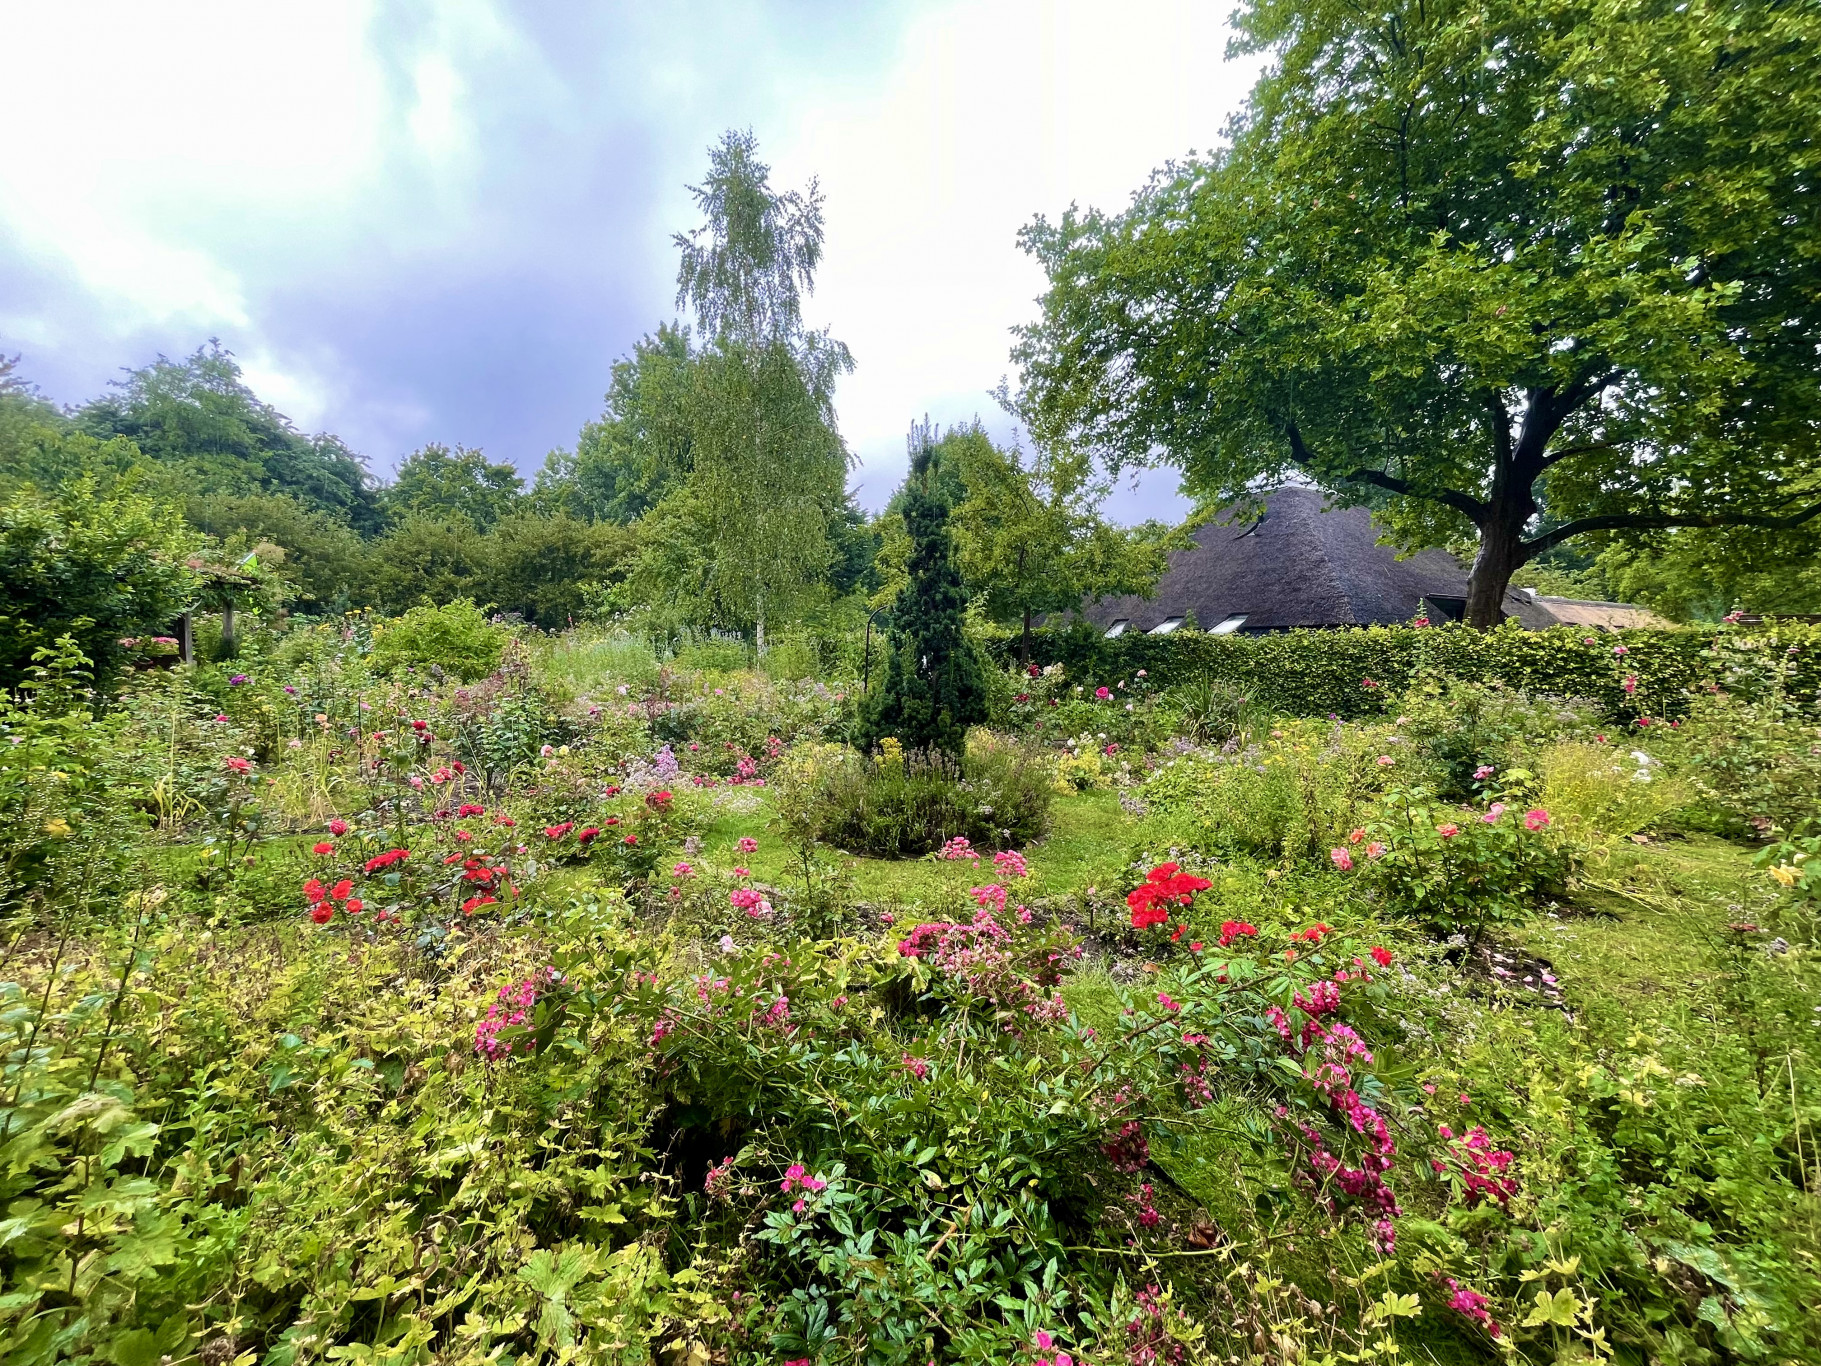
0, 0, 1258, 521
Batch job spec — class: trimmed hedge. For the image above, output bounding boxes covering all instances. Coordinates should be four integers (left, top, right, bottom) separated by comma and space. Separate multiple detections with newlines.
1003, 619, 1821, 721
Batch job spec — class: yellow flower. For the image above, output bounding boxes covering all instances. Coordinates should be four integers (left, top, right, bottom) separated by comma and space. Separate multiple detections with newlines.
42, 817, 72, 838
1769, 864, 1800, 888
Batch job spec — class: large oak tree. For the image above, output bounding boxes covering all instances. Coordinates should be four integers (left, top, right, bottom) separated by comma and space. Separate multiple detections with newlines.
1013, 0, 1821, 625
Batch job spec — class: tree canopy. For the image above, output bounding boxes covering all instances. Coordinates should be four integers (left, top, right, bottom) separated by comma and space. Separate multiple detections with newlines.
942, 425, 1182, 661
387, 443, 524, 530
1014, 0, 1821, 625
78, 343, 384, 534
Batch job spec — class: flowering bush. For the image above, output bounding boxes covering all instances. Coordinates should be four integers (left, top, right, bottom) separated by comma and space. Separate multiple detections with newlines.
1350, 782, 1575, 934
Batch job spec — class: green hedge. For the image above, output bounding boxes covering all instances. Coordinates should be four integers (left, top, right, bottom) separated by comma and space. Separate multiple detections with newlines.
1004, 619, 1821, 720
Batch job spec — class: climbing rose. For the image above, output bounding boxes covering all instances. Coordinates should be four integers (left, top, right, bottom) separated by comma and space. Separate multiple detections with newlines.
1330, 847, 1354, 871
328, 818, 348, 836
1524, 808, 1551, 830
312, 842, 335, 855
1371, 946, 1394, 968
1437, 823, 1460, 839
737, 836, 758, 853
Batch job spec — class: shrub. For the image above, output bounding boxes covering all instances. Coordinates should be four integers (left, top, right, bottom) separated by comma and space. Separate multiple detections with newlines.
1140, 719, 1388, 863
0, 480, 202, 691
1016, 618, 1821, 722
1164, 676, 1258, 746
369, 598, 507, 681
774, 735, 1052, 857
855, 441, 987, 758
1667, 682, 1821, 838
1352, 782, 1575, 936
1394, 675, 1594, 800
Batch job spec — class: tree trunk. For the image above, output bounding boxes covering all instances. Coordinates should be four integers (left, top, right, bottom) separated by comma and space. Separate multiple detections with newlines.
1464, 517, 1523, 628
1020, 608, 1032, 668
755, 592, 766, 658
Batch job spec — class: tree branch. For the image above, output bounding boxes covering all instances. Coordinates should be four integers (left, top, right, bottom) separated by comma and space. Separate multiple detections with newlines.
1521, 502, 1821, 560
1283, 421, 1488, 526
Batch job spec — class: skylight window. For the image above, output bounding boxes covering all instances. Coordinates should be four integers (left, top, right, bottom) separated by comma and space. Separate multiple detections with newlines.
1210, 614, 1248, 635
1149, 617, 1185, 635
1104, 619, 1129, 639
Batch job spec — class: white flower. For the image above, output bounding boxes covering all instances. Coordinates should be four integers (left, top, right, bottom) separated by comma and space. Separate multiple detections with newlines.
719, 934, 737, 954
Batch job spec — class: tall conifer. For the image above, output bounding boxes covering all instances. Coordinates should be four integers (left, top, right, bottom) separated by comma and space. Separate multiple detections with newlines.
857, 422, 987, 759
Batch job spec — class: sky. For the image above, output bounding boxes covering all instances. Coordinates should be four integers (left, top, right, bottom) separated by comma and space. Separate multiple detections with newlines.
0, 1, 1264, 521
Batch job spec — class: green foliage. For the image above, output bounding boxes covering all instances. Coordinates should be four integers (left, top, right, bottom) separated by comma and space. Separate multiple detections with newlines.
369, 600, 508, 682
0, 481, 203, 692
386, 442, 524, 530
856, 437, 988, 759
621, 129, 856, 640
1598, 523, 1821, 622
1670, 689, 1821, 839
1394, 676, 1592, 800
364, 514, 489, 615
1538, 740, 1693, 851
77, 342, 383, 532
1014, 0, 1821, 621
1357, 782, 1575, 935
937, 424, 1181, 660
6, 541, 1821, 1365
1023, 618, 1821, 723
1141, 719, 1388, 863
184, 490, 370, 612
484, 512, 634, 629
553, 324, 696, 524
773, 737, 1053, 857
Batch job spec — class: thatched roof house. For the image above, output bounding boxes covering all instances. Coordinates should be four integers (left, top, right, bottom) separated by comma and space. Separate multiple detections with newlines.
1077, 487, 1665, 635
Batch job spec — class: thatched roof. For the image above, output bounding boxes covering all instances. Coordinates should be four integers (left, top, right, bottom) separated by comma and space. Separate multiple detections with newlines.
1075, 487, 1651, 633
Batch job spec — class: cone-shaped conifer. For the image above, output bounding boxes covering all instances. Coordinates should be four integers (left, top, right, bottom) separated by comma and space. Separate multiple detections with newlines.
857, 425, 987, 759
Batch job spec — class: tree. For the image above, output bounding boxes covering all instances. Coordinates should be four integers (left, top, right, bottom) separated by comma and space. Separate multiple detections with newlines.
941, 424, 1183, 663
481, 512, 634, 628
0, 480, 202, 691
1598, 525, 1821, 621
666, 129, 855, 646
366, 515, 488, 616
547, 324, 697, 524
184, 491, 371, 613
856, 427, 988, 759
1014, 0, 1821, 626
79, 342, 383, 533
387, 443, 523, 530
